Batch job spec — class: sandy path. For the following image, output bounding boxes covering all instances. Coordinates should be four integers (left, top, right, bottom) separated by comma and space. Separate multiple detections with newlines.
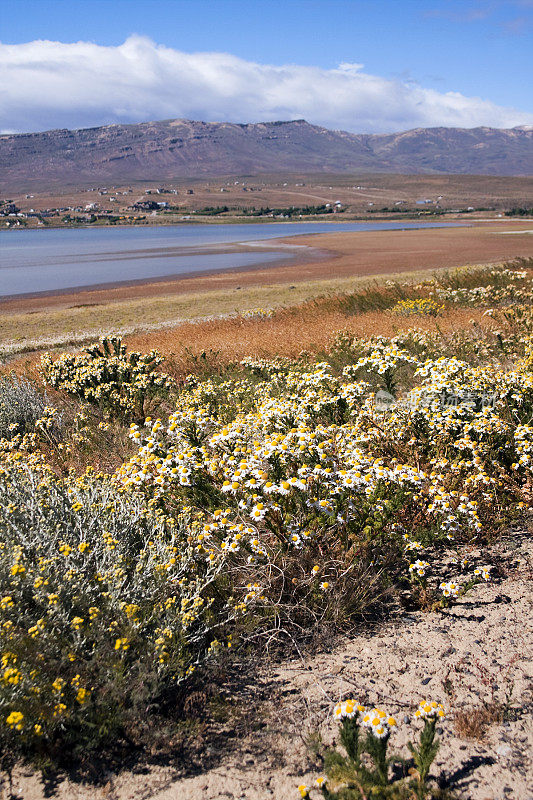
10, 522, 532, 800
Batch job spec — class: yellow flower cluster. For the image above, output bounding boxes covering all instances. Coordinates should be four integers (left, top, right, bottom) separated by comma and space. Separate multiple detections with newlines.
240, 308, 274, 320
393, 298, 445, 317
414, 700, 446, 719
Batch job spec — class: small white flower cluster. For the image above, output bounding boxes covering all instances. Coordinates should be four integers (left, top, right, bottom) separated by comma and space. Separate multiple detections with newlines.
414, 700, 446, 719
439, 581, 460, 598
409, 559, 430, 577
473, 566, 491, 581
361, 707, 398, 739
333, 699, 365, 720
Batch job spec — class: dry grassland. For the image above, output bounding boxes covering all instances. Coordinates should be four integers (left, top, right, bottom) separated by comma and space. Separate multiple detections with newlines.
9, 172, 533, 216
127, 306, 489, 379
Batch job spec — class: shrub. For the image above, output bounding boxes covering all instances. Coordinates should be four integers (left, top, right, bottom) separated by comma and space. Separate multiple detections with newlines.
431, 265, 533, 308
118, 352, 532, 627
40, 336, 174, 422
392, 298, 444, 317
0, 375, 56, 440
0, 462, 234, 761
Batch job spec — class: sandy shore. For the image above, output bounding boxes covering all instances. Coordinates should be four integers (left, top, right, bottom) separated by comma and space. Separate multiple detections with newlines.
2, 222, 532, 317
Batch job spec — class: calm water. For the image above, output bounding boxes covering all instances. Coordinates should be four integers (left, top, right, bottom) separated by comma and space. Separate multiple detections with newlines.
0, 221, 465, 297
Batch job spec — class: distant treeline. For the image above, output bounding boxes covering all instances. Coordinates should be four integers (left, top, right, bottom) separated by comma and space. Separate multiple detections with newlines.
194, 206, 229, 215
242, 204, 335, 217
368, 206, 494, 215
366, 207, 448, 216
368, 206, 444, 215
505, 207, 533, 217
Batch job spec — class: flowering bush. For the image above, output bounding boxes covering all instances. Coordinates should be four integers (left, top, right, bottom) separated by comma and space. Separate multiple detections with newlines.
41, 336, 174, 422
432, 267, 532, 307
342, 341, 418, 393
0, 461, 234, 759
240, 308, 274, 320
117, 346, 531, 622
0, 374, 59, 440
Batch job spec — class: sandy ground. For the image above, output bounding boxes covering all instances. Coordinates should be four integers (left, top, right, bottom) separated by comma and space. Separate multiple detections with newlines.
2, 222, 532, 317
8, 521, 532, 800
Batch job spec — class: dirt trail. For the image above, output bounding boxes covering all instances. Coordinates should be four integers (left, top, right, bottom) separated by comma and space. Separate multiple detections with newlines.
9, 524, 532, 800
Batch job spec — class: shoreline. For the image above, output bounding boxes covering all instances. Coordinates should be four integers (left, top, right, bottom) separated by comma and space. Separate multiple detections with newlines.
0, 215, 499, 235
1, 211, 531, 235
0, 242, 330, 304
1, 222, 532, 359
1, 221, 532, 317
1, 220, 468, 304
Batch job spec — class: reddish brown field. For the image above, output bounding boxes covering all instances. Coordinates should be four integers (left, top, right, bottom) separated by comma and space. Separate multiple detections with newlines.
127, 306, 492, 379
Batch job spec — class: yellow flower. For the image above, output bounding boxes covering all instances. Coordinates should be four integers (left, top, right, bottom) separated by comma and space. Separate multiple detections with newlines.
28, 618, 45, 638
6, 711, 24, 730
3, 667, 22, 685
76, 687, 90, 705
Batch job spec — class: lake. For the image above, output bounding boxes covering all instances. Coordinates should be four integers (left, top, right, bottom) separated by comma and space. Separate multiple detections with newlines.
0, 221, 465, 298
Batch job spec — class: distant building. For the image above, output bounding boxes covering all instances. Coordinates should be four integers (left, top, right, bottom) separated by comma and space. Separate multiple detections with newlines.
132, 200, 160, 211
0, 203, 19, 215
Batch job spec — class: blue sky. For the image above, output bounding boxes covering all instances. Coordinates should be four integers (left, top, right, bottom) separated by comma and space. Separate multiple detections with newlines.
1, 0, 532, 133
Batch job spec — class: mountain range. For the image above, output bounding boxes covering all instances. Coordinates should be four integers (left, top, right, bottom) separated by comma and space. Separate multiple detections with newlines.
1, 119, 532, 190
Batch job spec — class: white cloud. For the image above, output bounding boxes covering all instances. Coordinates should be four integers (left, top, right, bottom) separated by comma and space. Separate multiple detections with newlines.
1, 35, 532, 134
